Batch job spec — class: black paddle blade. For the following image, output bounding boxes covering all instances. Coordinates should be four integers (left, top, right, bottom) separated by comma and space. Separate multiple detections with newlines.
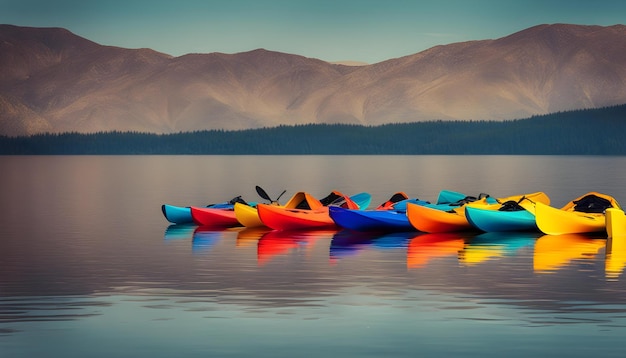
255, 186, 272, 201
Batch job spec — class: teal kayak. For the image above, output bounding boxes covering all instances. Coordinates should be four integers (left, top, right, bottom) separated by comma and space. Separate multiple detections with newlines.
161, 196, 249, 224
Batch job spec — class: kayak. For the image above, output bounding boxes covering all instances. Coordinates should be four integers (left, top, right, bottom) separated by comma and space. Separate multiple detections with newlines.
329, 204, 421, 232
329, 192, 429, 232
257, 190, 370, 231
234, 202, 266, 228
162, 204, 196, 224
162, 202, 233, 224
161, 196, 248, 224
190, 196, 257, 227
235, 191, 372, 228
606, 210, 626, 280
349, 192, 373, 210
535, 192, 620, 235
606, 207, 626, 238
464, 192, 550, 232
190, 206, 241, 227
435, 189, 472, 204
406, 193, 496, 233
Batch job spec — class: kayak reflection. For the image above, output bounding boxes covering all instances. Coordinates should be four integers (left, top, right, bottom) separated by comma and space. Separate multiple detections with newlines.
406, 232, 466, 269
606, 235, 626, 280
163, 224, 196, 241
329, 230, 414, 261
192, 226, 240, 253
236, 227, 272, 247
459, 232, 538, 266
533, 234, 605, 273
257, 229, 338, 265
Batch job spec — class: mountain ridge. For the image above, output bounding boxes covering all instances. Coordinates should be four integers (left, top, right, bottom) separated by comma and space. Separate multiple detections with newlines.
1, 23, 625, 136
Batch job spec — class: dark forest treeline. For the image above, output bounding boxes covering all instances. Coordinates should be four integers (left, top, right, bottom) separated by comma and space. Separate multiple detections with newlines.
1, 104, 625, 155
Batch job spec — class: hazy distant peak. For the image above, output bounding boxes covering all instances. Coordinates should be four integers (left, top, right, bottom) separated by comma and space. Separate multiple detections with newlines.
330, 60, 369, 66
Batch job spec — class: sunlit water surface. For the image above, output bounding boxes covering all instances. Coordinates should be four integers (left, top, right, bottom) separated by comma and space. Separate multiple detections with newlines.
2, 155, 626, 357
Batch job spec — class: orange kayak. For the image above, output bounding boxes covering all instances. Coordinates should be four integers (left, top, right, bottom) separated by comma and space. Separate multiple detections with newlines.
258, 191, 362, 231
406, 193, 497, 233
407, 203, 472, 233
408, 192, 547, 233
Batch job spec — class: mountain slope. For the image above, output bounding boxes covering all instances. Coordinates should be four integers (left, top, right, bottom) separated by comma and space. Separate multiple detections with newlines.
1, 23, 625, 136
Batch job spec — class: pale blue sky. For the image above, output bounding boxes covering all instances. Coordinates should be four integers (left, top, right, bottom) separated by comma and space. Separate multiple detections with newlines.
2, 0, 625, 63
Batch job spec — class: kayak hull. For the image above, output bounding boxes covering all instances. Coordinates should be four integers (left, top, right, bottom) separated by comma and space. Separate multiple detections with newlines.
535, 192, 620, 235
162, 204, 193, 224
234, 202, 264, 227
162, 201, 235, 224
407, 203, 472, 233
464, 191, 550, 232
190, 207, 240, 227
465, 206, 537, 232
329, 206, 415, 232
535, 203, 606, 235
606, 208, 626, 238
258, 204, 335, 230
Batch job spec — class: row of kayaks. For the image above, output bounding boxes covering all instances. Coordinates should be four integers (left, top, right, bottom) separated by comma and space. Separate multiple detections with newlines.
162, 187, 626, 238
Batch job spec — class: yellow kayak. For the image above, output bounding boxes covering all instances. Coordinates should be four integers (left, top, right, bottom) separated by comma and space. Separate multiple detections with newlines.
606, 208, 626, 280
606, 207, 626, 238
535, 192, 620, 235
234, 202, 265, 227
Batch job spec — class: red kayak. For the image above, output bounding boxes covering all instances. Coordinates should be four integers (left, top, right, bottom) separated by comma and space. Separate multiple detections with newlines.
190, 207, 240, 227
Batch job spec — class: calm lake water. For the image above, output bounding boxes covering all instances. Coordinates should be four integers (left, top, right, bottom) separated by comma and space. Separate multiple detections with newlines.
2, 155, 626, 357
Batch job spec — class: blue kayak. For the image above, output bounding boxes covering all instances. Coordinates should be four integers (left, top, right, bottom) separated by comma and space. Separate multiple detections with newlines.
329, 192, 430, 232
465, 206, 538, 232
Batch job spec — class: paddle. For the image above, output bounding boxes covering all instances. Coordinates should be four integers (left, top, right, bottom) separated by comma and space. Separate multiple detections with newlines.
275, 190, 287, 202
256, 186, 272, 201
256, 186, 286, 205
517, 196, 538, 214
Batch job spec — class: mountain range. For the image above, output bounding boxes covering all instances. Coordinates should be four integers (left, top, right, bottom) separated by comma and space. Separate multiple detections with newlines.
1, 23, 625, 136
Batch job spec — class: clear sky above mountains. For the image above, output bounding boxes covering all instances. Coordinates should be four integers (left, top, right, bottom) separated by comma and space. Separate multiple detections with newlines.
2, 0, 625, 63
